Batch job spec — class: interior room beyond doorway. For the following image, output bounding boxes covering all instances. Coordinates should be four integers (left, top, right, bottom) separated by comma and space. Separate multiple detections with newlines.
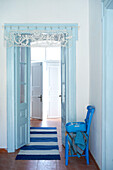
30, 45, 61, 121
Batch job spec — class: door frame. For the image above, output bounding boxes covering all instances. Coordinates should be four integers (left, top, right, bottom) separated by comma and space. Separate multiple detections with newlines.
7, 46, 15, 152
6, 23, 78, 152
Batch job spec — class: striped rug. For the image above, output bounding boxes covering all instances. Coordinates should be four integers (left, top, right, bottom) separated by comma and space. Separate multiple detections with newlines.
16, 127, 61, 160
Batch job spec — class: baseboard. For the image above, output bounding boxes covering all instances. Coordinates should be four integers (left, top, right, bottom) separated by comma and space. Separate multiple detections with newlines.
31, 117, 42, 120
47, 116, 61, 119
0, 148, 8, 153
89, 151, 100, 170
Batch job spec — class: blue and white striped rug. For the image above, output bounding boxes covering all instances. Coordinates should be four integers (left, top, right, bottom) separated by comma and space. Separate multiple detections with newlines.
16, 127, 61, 160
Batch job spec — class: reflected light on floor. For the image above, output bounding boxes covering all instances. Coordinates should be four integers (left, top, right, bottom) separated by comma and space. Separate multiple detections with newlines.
41, 118, 48, 126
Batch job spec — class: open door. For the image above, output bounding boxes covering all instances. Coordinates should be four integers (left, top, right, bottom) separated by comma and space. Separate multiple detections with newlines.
31, 62, 43, 119
47, 62, 61, 118
61, 47, 66, 146
15, 47, 31, 149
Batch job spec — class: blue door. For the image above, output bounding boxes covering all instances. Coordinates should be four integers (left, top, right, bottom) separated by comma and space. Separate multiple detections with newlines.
15, 47, 31, 149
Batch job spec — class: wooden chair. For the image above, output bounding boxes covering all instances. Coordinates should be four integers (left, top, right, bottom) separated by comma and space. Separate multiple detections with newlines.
65, 105, 95, 166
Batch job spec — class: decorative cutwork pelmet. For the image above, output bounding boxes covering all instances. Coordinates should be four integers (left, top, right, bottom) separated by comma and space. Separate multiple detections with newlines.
4, 25, 75, 47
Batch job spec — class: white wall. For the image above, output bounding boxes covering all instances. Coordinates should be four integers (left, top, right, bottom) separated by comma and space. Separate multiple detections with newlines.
89, 0, 102, 169
0, 0, 89, 148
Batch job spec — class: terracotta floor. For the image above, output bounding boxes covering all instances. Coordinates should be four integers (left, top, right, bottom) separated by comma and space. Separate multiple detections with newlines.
0, 118, 98, 170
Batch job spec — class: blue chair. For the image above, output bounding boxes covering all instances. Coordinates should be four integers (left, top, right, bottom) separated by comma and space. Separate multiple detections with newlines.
65, 105, 95, 166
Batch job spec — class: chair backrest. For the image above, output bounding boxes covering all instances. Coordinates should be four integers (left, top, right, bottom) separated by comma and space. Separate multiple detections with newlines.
85, 105, 95, 136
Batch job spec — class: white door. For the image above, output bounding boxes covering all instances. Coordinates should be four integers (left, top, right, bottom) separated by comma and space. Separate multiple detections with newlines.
61, 47, 66, 146
15, 47, 31, 149
31, 62, 43, 119
47, 62, 61, 118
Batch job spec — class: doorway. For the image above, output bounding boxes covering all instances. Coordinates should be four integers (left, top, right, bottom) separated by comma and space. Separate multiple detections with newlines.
30, 46, 61, 121
6, 23, 78, 152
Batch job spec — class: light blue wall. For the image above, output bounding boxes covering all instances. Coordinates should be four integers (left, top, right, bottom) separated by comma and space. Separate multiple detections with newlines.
89, 0, 102, 168
89, 1, 113, 169
104, 9, 113, 170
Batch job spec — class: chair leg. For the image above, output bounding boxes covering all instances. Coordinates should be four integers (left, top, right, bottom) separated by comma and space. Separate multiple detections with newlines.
70, 146, 73, 155
69, 139, 74, 155
65, 137, 66, 159
86, 143, 89, 165
65, 135, 69, 166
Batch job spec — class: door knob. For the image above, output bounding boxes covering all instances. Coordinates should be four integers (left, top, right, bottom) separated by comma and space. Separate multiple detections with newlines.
38, 95, 42, 102
59, 95, 62, 97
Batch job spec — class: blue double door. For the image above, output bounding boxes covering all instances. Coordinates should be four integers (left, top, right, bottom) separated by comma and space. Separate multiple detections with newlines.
15, 46, 66, 149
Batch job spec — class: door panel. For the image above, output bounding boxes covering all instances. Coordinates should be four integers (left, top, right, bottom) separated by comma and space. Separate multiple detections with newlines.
47, 63, 61, 118
61, 47, 66, 146
31, 62, 43, 119
15, 47, 30, 149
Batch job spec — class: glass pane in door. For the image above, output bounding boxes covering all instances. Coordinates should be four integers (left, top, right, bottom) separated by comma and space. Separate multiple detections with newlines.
20, 84, 27, 103
19, 47, 27, 104
20, 47, 27, 63
20, 64, 27, 83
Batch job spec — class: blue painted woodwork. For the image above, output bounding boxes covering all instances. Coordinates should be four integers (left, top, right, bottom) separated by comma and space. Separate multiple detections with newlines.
103, 0, 113, 9
4, 23, 78, 28
6, 23, 78, 152
61, 46, 66, 146
15, 46, 30, 149
7, 46, 15, 152
65, 105, 95, 166
68, 27, 77, 122
61, 26, 77, 146
27, 47, 31, 144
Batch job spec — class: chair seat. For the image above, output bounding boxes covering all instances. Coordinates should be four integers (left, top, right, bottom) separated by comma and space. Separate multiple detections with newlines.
66, 122, 86, 133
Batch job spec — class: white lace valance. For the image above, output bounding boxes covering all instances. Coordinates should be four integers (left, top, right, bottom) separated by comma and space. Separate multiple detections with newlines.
4, 24, 78, 47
